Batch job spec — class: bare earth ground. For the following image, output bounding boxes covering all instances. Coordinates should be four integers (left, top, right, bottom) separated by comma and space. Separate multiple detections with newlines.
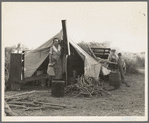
5, 71, 145, 116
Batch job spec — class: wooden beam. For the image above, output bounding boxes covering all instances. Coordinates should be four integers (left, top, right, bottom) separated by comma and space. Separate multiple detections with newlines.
20, 74, 50, 84
91, 49, 110, 52
91, 48, 111, 50
87, 45, 97, 59
22, 51, 25, 80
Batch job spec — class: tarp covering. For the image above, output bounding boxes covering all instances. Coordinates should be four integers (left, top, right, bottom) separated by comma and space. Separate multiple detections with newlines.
24, 30, 63, 78
24, 30, 111, 80
69, 39, 102, 80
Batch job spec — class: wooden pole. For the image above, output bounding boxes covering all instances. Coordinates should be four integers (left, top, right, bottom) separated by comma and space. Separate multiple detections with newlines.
61, 20, 69, 86
88, 45, 97, 59
22, 51, 25, 80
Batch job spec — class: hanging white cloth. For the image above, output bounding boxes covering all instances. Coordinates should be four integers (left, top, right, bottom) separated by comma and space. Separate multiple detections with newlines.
102, 66, 111, 75
49, 45, 61, 54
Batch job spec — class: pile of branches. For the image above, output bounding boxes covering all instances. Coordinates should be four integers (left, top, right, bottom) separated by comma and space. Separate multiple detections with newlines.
5, 91, 70, 116
65, 75, 110, 97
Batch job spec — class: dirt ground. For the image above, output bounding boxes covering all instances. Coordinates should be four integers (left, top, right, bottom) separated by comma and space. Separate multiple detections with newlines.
5, 70, 145, 116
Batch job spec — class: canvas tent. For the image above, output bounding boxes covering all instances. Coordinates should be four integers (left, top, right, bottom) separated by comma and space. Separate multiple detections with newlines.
24, 30, 111, 81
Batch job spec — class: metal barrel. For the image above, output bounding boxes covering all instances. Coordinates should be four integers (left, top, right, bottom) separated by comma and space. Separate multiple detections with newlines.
109, 71, 121, 89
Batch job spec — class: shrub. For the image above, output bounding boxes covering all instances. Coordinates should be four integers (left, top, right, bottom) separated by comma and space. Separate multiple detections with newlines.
136, 55, 145, 68
125, 60, 140, 74
77, 41, 92, 56
123, 53, 145, 74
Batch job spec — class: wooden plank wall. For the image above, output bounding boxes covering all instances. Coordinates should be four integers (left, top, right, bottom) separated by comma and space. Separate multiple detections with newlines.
91, 48, 111, 59
8, 53, 22, 90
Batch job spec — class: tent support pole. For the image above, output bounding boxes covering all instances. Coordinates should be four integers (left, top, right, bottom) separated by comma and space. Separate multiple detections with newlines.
61, 20, 68, 86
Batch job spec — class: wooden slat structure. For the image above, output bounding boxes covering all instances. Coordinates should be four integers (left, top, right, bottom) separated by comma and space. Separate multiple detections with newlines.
8, 53, 22, 90
91, 48, 111, 59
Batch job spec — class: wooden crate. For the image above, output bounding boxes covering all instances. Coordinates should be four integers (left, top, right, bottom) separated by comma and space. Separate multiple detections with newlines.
91, 48, 111, 59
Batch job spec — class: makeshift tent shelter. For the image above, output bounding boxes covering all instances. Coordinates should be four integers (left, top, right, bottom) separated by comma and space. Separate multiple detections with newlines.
24, 30, 111, 82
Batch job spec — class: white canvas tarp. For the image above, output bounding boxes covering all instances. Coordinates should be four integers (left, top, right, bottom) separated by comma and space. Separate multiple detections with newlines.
69, 39, 103, 80
24, 30, 63, 78
24, 30, 110, 80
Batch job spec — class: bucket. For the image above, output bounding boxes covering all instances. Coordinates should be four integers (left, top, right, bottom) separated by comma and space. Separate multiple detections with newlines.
109, 71, 121, 89
51, 80, 65, 97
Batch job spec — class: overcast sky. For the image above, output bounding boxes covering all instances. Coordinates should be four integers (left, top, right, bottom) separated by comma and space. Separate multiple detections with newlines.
2, 2, 147, 53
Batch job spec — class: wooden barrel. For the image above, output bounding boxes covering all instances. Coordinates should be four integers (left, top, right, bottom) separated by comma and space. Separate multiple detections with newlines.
51, 80, 65, 97
109, 71, 121, 89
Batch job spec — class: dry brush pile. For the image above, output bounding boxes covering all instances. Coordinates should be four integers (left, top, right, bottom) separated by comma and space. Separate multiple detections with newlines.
5, 91, 72, 116
65, 75, 110, 98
